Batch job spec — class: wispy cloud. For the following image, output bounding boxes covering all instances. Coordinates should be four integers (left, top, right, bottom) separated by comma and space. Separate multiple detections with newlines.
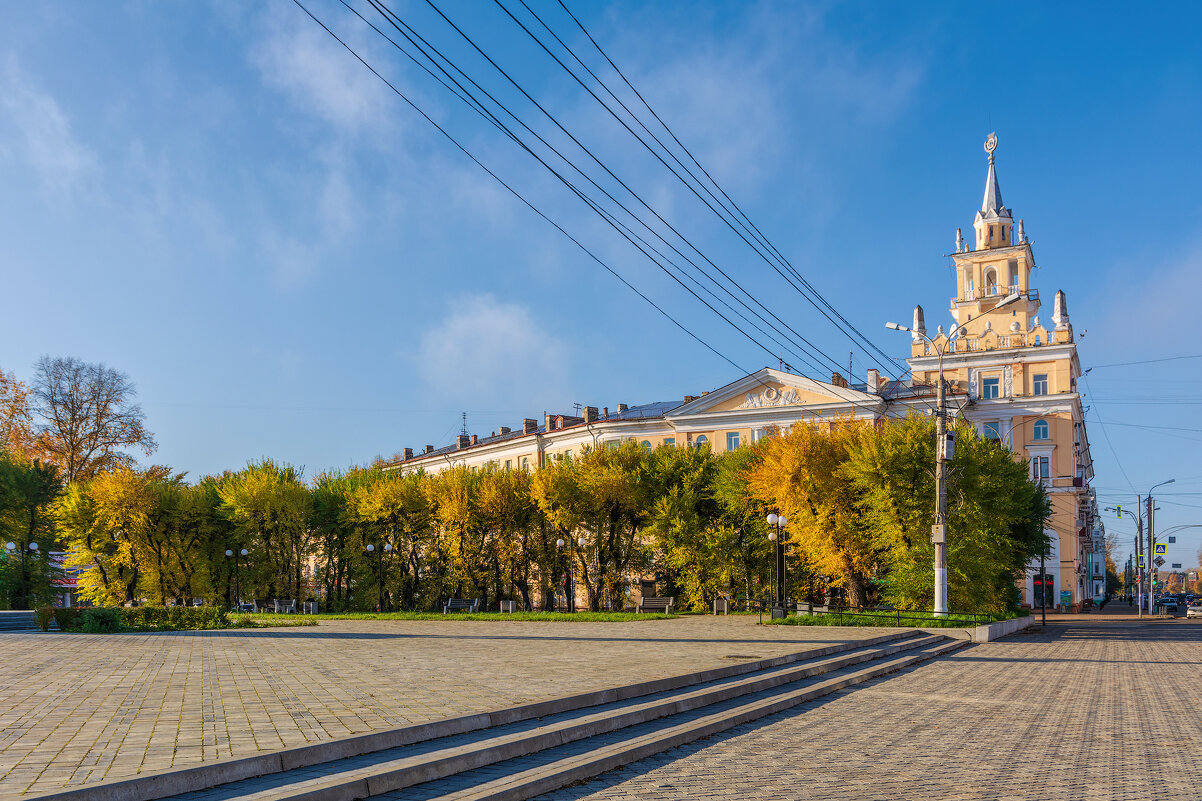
252, 2, 393, 135
0, 55, 97, 196
414, 295, 568, 406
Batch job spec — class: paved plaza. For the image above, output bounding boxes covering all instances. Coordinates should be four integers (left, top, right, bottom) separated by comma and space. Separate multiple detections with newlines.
3, 614, 1200, 800
537, 618, 1202, 801
0, 616, 879, 797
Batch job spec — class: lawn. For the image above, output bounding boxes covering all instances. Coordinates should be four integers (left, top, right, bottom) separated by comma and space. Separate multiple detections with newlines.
249, 610, 677, 623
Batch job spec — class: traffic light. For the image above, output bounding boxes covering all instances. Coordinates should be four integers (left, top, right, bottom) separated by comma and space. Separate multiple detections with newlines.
1152, 569, 1159, 587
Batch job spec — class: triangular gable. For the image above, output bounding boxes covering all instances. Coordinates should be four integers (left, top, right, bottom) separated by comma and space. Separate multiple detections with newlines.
666, 368, 879, 417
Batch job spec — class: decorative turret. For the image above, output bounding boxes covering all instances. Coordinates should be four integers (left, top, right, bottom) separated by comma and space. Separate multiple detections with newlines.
1052, 290, 1071, 331
955, 227, 964, 253
912, 305, 926, 342
973, 133, 1014, 250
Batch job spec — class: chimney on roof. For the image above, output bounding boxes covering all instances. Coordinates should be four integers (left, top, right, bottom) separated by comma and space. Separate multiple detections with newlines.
456, 434, 470, 449
470, 434, 478, 446
583, 406, 599, 423
683, 395, 699, 403
866, 369, 881, 394
545, 414, 556, 431
403, 447, 413, 460
831, 372, 849, 388
424, 445, 434, 454
602, 407, 609, 418
616, 403, 628, 413
500, 426, 511, 435
522, 418, 538, 434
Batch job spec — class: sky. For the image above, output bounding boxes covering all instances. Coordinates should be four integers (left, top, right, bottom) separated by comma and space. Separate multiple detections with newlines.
2, 2, 1201, 569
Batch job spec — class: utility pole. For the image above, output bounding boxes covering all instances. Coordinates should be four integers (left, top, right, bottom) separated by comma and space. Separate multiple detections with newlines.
933, 370, 949, 617
1136, 502, 1144, 619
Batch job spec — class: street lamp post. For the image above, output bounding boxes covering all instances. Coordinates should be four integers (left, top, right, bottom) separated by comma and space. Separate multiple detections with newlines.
1147, 479, 1175, 613
1106, 505, 1144, 618
888, 293, 1020, 617
766, 513, 787, 619
225, 548, 248, 610
4, 541, 39, 610
556, 537, 575, 612
365, 543, 392, 613
576, 536, 588, 611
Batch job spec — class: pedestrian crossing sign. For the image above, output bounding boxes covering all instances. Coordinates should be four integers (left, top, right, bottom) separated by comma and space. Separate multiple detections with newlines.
1154, 544, 1167, 556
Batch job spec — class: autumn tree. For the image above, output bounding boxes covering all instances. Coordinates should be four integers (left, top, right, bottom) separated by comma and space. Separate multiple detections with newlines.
748, 420, 877, 607
0, 369, 41, 461
217, 460, 312, 600
477, 466, 541, 610
346, 470, 434, 611
32, 356, 156, 484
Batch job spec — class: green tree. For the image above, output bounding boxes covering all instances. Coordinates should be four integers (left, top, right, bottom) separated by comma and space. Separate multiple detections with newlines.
0, 455, 64, 608
217, 460, 312, 601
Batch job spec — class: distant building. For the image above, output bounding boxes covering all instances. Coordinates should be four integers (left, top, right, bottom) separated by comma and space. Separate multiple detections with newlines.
386, 136, 1099, 611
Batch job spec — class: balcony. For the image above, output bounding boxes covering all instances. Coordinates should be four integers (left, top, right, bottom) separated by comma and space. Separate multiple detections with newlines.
954, 286, 1039, 304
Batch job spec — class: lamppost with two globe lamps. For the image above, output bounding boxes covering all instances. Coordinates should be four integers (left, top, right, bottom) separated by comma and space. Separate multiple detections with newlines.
766, 513, 787, 619
225, 548, 248, 610
4, 540, 39, 610
365, 542, 393, 612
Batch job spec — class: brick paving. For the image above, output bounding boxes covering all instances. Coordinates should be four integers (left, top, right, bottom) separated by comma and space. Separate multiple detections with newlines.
0, 616, 878, 796
537, 619, 1202, 801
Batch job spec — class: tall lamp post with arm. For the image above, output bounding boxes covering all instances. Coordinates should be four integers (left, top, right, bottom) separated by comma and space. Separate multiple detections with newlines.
1147, 479, 1175, 612
887, 292, 1021, 616
1105, 505, 1143, 618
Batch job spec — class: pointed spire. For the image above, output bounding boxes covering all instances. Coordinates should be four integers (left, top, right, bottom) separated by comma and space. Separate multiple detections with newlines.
976, 134, 1004, 215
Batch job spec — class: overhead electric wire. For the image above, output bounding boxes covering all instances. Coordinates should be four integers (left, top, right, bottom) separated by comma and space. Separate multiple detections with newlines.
506, 0, 908, 378
352, 0, 832, 378
392, 0, 853, 381
290, 0, 748, 376
1088, 353, 1202, 370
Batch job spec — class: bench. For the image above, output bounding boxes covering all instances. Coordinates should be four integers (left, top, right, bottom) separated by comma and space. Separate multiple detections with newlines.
637, 596, 674, 614
443, 598, 480, 614
275, 599, 297, 614
254, 599, 273, 613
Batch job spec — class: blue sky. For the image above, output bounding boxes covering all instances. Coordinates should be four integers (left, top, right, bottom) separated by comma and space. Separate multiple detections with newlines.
2, 2, 1200, 567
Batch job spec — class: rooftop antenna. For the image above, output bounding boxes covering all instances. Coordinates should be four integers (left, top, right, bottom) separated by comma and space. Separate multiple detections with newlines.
573, 402, 583, 415
460, 412, 468, 437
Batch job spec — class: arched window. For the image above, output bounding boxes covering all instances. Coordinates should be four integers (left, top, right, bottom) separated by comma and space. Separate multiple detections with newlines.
1034, 334, 1042, 346
640, 440, 652, 452
694, 435, 708, 450
1033, 419, 1049, 440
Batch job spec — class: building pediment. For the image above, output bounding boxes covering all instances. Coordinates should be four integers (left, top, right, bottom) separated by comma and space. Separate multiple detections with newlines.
666, 368, 879, 418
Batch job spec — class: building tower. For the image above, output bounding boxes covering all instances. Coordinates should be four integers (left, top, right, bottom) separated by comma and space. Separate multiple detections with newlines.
906, 134, 1100, 611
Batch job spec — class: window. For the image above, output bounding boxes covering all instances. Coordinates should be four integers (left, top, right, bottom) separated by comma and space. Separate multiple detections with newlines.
1033, 573, 1055, 607
1033, 373, 1048, 395
520, 457, 529, 471
605, 441, 619, 450
663, 437, 675, 447
640, 440, 652, 452
694, 435, 708, 450
1031, 456, 1049, 481
982, 377, 1000, 399
1032, 419, 1049, 440
504, 460, 512, 470
726, 432, 740, 451
564, 449, 572, 461
983, 422, 1001, 441
1034, 335, 1042, 346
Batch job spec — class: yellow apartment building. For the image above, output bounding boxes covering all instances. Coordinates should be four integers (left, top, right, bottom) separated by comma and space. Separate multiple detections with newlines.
386, 135, 1102, 611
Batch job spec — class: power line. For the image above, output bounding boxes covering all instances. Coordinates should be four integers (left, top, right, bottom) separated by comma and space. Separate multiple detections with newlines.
1088, 353, 1202, 370
290, 0, 748, 376
518, 0, 909, 378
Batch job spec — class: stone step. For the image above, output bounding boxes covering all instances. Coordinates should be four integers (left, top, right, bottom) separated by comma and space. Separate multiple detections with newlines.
389, 637, 968, 801
0, 610, 41, 631
135, 633, 958, 801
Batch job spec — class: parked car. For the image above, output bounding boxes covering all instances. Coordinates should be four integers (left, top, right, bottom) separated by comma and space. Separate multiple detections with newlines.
1186, 603, 1202, 620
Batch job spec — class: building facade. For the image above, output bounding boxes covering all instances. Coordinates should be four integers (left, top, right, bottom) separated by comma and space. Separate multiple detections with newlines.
387, 136, 1101, 611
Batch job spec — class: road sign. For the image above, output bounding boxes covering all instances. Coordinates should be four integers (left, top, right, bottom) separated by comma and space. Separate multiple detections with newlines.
1154, 556, 1166, 567
1138, 555, 1145, 567
1154, 543, 1167, 556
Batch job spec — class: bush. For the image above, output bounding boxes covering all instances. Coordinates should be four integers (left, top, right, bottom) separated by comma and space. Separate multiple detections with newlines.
35, 607, 55, 632
53, 606, 82, 630
119, 605, 230, 631
54, 607, 83, 631
81, 607, 125, 633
